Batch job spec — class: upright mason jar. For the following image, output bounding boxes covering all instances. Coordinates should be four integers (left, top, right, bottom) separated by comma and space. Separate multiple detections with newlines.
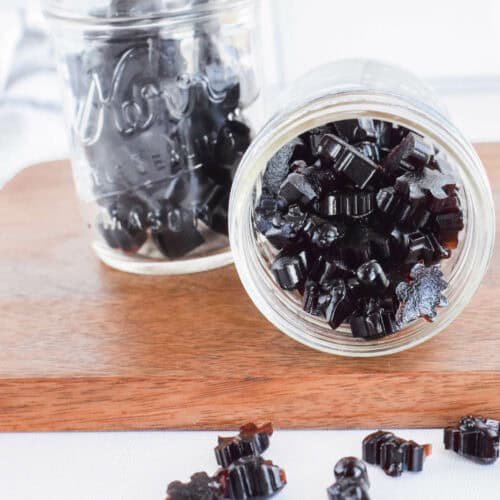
229, 59, 495, 357
43, 0, 262, 274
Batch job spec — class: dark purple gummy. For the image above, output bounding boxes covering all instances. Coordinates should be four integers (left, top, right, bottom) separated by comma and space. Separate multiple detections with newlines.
350, 309, 397, 339
362, 430, 431, 477
444, 416, 500, 465
320, 191, 374, 218
356, 260, 390, 293
319, 134, 380, 189
356, 141, 380, 163
166, 472, 222, 500
97, 196, 148, 253
303, 280, 324, 316
214, 422, 273, 467
395, 166, 457, 203
271, 253, 306, 291
384, 131, 434, 176
218, 456, 287, 500
158, 38, 187, 79
334, 457, 370, 485
262, 139, 303, 194
263, 205, 307, 249
310, 257, 353, 285
333, 118, 377, 143
149, 205, 205, 258
278, 172, 320, 206
395, 263, 448, 325
328, 457, 370, 500
327, 478, 370, 500
324, 279, 356, 329
255, 119, 461, 339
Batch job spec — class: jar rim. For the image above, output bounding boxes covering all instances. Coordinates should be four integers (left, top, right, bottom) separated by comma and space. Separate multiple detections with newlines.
42, 0, 253, 25
229, 72, 495, 357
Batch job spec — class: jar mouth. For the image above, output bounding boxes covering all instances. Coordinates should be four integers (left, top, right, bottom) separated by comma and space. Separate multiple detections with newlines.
229, 90, 495, 357
43, 0, 252, 27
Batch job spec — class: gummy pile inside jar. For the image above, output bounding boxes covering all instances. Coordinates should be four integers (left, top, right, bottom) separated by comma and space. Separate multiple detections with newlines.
253, 118, 464, 339
69, 5, 254, 260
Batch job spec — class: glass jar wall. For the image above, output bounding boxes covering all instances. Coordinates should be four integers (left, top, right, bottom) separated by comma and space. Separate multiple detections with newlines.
43, 0, 262, 274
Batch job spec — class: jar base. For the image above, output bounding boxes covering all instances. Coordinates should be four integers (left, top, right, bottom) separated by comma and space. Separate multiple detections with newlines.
92, 242, 233, 275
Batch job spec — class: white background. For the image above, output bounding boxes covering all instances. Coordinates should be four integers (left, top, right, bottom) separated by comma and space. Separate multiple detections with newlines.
0, 1, 499, 499
260, 0, 500, 142
268, 0, 500, 81
1, 428, 499, 500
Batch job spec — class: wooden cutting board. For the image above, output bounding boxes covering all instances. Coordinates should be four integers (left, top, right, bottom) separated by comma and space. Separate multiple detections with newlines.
1, 144, 500, 431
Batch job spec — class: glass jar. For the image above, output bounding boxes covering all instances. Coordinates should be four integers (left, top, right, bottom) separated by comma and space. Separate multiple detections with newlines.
43, 0, 262, 274
229, 59, 495, 357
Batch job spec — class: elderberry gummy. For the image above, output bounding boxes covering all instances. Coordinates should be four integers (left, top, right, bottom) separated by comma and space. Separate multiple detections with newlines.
444, 416, 500, 464
395, 263, 448, 325
215, 422, 273, 467
254, 118, 464, 339
218, 457, 287, 499
166, 472, 223, 500
166, 422, 286, 500
362, 430, 432, 477
96, 195, 148, 253
327, 457, 370, 500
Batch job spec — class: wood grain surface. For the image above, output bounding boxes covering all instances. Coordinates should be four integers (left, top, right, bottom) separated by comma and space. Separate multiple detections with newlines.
1, 144, 500, 431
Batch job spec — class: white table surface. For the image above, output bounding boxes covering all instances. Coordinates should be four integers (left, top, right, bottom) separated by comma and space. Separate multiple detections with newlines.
0, 428, 498, 499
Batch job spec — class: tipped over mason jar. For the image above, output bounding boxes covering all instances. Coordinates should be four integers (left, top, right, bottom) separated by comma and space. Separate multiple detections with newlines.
44, 0, 262, 274
229, 59, 495, 356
